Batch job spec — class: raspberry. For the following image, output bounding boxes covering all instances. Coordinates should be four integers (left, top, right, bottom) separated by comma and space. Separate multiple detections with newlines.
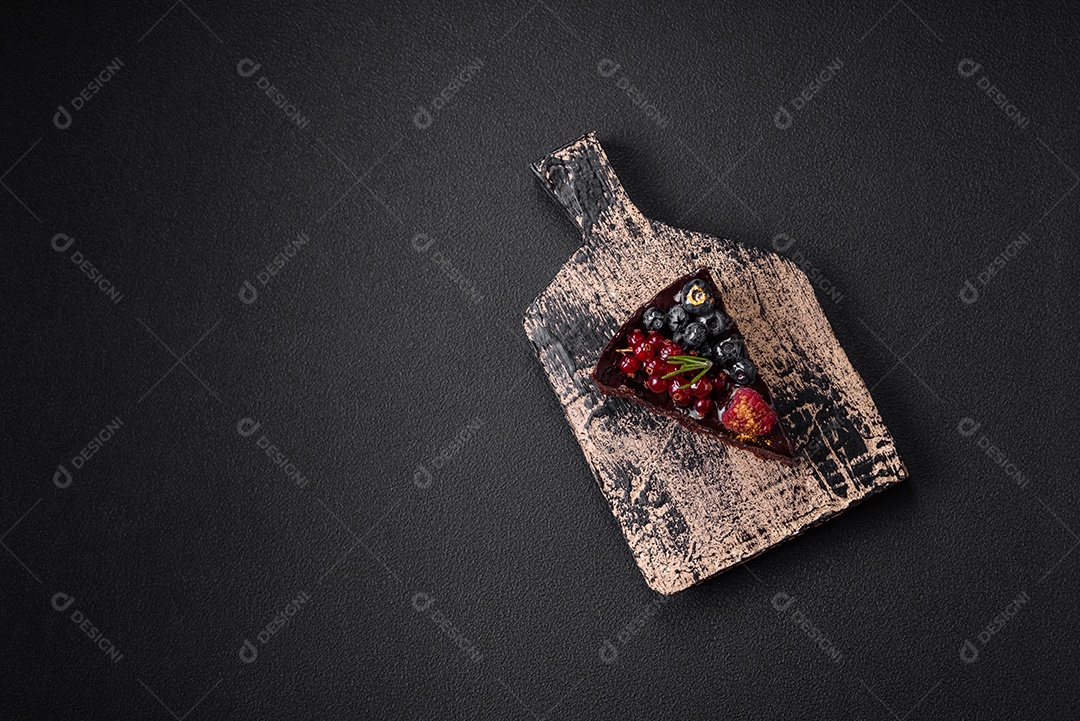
720, 388, 776, 437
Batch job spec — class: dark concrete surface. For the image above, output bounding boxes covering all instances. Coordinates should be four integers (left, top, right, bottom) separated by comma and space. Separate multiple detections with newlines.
3, 1, 1077, 718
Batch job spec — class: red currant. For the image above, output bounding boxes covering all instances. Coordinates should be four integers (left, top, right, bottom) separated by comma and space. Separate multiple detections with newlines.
711, 373, 727, 394
689, 378, 713, 398
646, 376, 670, 394
658, 342, 683, 360
619, 355, 641, 375
633, 342, 656, 361
628, 329, 646, 347
644, 358, 673, 377
670, 387, 692, 407
694, 397, 714, 416
645, 331, 666, 348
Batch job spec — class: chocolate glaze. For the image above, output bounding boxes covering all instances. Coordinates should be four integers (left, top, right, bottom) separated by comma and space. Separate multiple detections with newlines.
593, 267, 797, 465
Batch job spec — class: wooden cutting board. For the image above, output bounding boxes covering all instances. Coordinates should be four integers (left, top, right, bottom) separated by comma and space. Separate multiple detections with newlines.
523, 133, 906, 594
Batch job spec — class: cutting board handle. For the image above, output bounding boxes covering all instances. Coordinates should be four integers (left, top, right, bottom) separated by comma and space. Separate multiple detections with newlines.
531, 132, 632, 237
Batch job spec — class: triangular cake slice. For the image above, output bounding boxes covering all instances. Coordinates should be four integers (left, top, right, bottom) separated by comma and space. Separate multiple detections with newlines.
593, 267, 796, 464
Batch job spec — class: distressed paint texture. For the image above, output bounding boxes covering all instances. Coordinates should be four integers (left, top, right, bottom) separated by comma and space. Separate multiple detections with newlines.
523, 133, 906, 594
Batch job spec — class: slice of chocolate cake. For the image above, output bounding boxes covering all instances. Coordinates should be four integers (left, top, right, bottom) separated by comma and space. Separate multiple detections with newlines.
593, 267, 796, 464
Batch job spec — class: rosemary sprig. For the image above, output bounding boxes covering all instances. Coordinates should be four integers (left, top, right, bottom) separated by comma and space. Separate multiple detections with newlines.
662, 354, 713, 388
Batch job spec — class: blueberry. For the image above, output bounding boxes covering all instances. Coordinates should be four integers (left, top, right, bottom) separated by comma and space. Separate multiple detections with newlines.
679, 279, 715, 316
727, 359, 756, 386
683, 322, 708, 348
712, 336, 745, 367
642, 307, 665, 331
700, 310, 729, 338
666, 305, 690, 333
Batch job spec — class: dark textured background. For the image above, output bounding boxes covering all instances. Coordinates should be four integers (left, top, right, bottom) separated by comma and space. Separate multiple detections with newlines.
3, 1, 1077, 718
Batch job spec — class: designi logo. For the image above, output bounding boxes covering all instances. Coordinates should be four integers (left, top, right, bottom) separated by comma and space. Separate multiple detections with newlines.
773, 106, 793, 130
53, 58, 124, 131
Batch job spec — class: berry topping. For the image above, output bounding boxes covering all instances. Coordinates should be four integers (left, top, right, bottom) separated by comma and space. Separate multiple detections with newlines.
727, 358, 757, 386
688, 378, 713, 397
646, 375, 670, 394
721, 388, 776, 437
712, 336, 745, 367
683, 322, 708, 348
633, 342, 656, 361
662, 353, 714, 394
679, 279, 716, 316
642, 307, 666, 331
666, 305, 691, 332
596, 268, 792, 460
